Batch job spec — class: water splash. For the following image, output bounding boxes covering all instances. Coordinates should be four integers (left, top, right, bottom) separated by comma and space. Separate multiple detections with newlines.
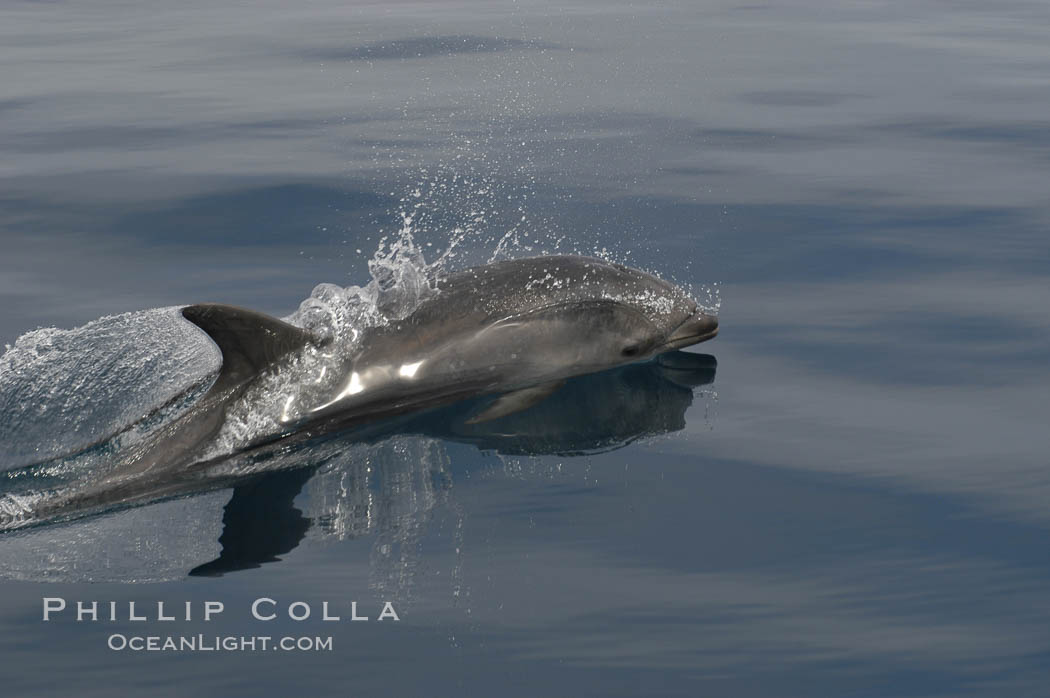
0, 307, 219, 473
215, 212, 444, 453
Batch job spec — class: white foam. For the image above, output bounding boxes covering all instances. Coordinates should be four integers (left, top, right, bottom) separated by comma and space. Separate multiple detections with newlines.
0, 306, 219, 472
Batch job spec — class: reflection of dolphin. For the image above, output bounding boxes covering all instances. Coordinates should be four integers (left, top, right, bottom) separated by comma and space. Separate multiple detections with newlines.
6, 255, 717, 530
183, 351, 716, 576
402, 351, 717, 455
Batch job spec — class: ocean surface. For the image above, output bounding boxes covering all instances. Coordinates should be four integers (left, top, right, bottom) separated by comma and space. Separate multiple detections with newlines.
2, 0, 1049, 695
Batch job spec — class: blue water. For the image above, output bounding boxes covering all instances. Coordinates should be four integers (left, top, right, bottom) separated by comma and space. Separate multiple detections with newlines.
2, 0, 1050, 695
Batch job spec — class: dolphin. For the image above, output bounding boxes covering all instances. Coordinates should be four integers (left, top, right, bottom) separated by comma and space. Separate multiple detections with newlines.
2, 255, 717, 530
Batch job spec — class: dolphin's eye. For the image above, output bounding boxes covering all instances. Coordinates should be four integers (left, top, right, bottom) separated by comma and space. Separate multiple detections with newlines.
622, 344, 640, 357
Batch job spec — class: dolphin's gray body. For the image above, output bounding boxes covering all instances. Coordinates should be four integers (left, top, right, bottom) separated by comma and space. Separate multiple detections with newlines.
9, 255, 717, 529
285, 254, 717, 431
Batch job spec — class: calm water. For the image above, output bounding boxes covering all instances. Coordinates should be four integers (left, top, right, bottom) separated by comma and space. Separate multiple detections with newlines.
2, 0, 1050, 695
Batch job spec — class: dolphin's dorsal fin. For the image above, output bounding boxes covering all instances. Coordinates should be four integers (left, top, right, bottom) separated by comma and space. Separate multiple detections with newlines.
182, 304, 315, 392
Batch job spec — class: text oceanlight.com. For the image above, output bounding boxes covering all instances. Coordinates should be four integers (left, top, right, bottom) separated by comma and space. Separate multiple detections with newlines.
107, 634, 334, 652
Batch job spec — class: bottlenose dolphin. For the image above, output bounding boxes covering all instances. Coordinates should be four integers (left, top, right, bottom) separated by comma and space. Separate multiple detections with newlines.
4, 255, 717, 529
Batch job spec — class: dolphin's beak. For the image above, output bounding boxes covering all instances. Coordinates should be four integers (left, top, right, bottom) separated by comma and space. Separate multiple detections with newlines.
663, 312, 719, 350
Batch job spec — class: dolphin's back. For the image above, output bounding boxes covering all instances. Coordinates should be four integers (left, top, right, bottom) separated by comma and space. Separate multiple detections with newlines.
12, 305, 316, 528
